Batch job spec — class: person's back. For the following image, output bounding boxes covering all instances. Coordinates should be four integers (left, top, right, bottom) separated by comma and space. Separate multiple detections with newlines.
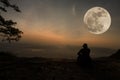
80, 47, 90, 58
77, 43, 92, 67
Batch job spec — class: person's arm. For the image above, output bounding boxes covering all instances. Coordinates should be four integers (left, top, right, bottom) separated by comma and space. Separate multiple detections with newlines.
77, 49, 82, 55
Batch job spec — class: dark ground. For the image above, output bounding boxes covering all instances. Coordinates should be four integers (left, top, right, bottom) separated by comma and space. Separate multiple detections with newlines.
0, 52, 120, 80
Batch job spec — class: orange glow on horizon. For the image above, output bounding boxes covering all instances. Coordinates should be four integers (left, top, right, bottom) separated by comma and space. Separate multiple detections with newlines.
20, 27, 116, 48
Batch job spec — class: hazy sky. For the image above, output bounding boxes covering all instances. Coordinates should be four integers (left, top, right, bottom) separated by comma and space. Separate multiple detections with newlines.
1, 0, 120, 58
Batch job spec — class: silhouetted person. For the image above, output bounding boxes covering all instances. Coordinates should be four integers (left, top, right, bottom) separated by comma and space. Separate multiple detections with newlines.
77, 43, 92, 67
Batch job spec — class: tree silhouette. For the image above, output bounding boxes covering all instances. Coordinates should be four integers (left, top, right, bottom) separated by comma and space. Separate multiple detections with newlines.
0, 0, 23, 43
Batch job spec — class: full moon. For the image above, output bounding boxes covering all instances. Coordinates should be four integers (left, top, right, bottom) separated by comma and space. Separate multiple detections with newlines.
84, 7, 111, 34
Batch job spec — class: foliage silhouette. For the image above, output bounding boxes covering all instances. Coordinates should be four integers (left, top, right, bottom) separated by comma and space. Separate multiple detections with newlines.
0, 0, 23, 43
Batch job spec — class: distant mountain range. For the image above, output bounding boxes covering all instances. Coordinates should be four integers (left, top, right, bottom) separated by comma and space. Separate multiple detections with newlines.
0, 42, 118, 58
90, 47, 116, 58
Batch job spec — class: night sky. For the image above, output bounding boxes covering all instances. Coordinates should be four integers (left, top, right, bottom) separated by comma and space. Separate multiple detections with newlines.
0, 0, 120, 58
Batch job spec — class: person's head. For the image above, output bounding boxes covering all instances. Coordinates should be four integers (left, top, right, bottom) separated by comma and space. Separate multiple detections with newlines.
83, 43, 88, 48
